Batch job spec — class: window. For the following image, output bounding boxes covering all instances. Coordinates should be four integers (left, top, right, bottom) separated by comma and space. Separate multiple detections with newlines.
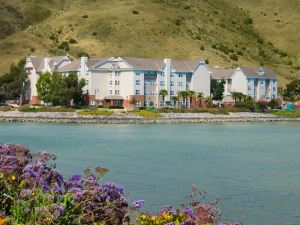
115, 72, 120, 77
135, 71, 140, 76
109, 80, 113, 85
150, 80, 155, 85
150, 72, 156, 76
273, 80, 276, 84
115, 90, 120, 95
135, 101, 141, 107
115, 80, 120, 85
135, 89, 141, 95
273, 87, 276, 91
85, 80, 89, 85
260, 81, 264, 85
109, 90, 113, 95
150, 90, 155, 96
144, 101, 149, 106
170, 90, 175, 96
179, 73, 183, 78
178, 81, 183, 87
160, 81, 165, 87
178, 101, 183, 107
171, 81, 175, 86
160, 101, 164, 106
160, 72, 165, 77
171, 73, 175, 77
136, 80, 141, 85
248, 86, 251, 91
144, 80, 149, 85
144, 90, 148, 95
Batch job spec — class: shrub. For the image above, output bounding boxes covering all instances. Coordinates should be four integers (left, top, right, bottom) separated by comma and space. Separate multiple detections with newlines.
175, 19, 181, 26
132, 10, 139, 14
205, 59, 209, 64
0, 106, 12, 112
19, 105, 76, 112
200, 46, 205, 50
237, 50, 243, 56
77, 51, 90, 58
58, 41, 70, 51
108, 105, 124, 109
268, 99, 281, 109
229, 53, 238, 61
68, 38, 78, 44
82, 15, 88, 18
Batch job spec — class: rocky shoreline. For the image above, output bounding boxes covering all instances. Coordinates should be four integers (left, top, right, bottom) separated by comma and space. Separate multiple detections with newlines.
0, 111, 299, 124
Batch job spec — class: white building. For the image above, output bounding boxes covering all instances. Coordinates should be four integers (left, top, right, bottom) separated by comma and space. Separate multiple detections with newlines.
59, 56, 211, 108
211, 67, 278, 101
25, 55, 71, 104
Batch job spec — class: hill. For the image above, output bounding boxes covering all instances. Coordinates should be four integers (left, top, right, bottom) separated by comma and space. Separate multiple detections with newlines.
0, 0, 299, 86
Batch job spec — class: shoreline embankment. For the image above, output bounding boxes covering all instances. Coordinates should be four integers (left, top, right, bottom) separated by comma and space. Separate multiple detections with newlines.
0, 111, 300, 124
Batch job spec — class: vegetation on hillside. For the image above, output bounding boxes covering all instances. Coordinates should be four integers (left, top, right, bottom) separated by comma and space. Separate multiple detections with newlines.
0, 0, 298, 85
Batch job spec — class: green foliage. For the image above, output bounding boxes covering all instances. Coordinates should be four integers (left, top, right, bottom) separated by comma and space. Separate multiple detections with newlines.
132, 10, 139, 14
268, 99, 281, 109
78, 109, 113, 116
273, 110, 300, 118
244, 17, 253, 25
36, 72, 86, 106
77, 51, 90, 58
0, 59, 27, 103
211, 79, 225, 101
69, 38, 78, 44
283, 79, 300, 101
0, 106, 12, 111
58, 41, 70, 51
134, 110, 161, 118
19, 105, 76, 112
229, 53, 238, 61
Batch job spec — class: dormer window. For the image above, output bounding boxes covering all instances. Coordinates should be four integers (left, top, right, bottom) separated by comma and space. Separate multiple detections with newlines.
257, 68, 265, 76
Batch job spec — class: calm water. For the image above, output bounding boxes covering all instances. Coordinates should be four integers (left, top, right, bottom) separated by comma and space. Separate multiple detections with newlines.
0, 122, 300, 225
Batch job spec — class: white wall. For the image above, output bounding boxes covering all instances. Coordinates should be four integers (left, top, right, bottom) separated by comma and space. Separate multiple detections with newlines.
191, 63, 211, 97
231, 69, 247, 95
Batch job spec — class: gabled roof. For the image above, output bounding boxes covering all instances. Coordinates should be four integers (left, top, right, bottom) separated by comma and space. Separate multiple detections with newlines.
121, 57, 164, 71
29, 56, 69, 73
171, 60, 200, 72
210, 67, 235, 79
87, 58, 108, 69
239, 67, 277, 79
59, 60, 80, 73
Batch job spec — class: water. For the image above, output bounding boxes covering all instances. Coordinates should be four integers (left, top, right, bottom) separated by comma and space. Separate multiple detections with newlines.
0, 122, 300, 225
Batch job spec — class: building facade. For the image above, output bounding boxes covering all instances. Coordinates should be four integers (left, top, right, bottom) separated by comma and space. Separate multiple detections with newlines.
59, 56, 211, 108
211, 67, 278, 101
25, 56, 71, 104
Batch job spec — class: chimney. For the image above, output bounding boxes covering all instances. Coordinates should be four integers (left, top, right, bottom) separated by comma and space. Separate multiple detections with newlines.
80, 56, 88, 76
44, 57, 50, 72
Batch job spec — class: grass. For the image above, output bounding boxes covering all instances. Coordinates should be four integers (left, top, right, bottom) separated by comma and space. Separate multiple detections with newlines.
272, 110, 300, 118
77, 109, 113, 116
134, 110, 161, 118
0, 106, 12, 112
159, 107, 250, 114
0, 0, 299, 85
19, 105, 76, 112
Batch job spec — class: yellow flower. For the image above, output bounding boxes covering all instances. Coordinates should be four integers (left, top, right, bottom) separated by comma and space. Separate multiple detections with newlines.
31, 192, 35, 196
151, 216, 157, 221
0, 219, 5, 225
54, 182, 58, 186
43, 217, 51, 222
10, 175, 16, 181
18, 223, 24, 225
141, 215, 146, 220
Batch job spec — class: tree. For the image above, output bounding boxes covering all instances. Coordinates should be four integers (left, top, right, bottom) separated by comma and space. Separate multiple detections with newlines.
284, 79, 300, 101
196, 92, 204, 107
205, 96, 213, 107
178, 91, 188, 108
211, 79, 225, 101
231, 92, 244, 103
187, 90, 196, 108
37, 72, 86, 106
0, 59, 27, 103
171, 96, 178, 108
159, 89, 168, 107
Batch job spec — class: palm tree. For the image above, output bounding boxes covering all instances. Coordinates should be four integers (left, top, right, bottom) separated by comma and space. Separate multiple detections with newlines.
159, 89, 168, 107
171, 96, 178, 108
205, 96, 213, 107
231, 92, 243, 103
178, 91, 187, 108
196, 92, 204, 108
187, 90, 196, 108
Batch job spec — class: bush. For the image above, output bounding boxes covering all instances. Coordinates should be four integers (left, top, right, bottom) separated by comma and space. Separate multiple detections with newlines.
0, 144, 128, 224
19, 105, 76, 112
132, 10, 139, 14
82, 15, 88, 18
58, 41, 70, 51
268, 99, 281, 109
68, 38, 78, 44
108, 105, 124, 109
229, 53, 238, 61
200, 46, 205, 50
77, 51, 90, 58
175, 19, 181, 26
237, 50, 243, 56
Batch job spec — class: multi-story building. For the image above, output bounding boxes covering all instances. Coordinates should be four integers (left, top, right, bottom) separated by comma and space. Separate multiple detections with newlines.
211, 67, 278, 101
25, 55, 71, 104
59, 56, 211, 108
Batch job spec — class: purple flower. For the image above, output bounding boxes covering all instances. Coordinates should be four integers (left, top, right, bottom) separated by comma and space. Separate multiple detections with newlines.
182, 208, 194, 215
70, 174, 82, 182
132, 200, 145, 210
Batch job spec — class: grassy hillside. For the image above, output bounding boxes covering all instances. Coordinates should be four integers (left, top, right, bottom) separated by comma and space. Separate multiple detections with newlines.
0, 0, 299, 86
